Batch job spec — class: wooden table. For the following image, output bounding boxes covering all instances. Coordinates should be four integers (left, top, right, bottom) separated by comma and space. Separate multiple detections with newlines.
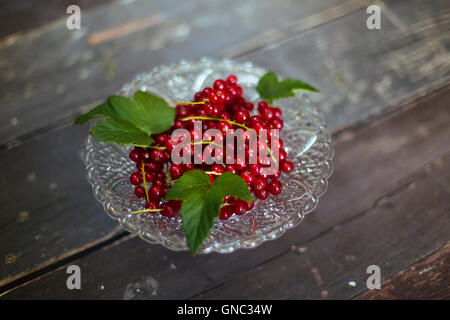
1, 0, 449, 300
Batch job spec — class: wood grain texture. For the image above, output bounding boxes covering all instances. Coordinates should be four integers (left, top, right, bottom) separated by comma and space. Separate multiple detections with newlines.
0, 125, 120, 287
355, 243, 450, 300
238, 0, 450, 132
2, 83, 449, 299
0, 0, 349, 146
0, 0, 115, 39
193, 154, 450, 299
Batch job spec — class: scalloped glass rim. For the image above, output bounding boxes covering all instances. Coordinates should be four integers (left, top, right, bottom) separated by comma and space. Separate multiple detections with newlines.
83, 58, 333, 254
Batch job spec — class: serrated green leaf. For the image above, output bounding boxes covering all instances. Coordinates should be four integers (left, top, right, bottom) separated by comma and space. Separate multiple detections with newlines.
256, 71, 319, 104
91, 118, 154, 147
165, 170, 252, 253
133, 91, 176, 134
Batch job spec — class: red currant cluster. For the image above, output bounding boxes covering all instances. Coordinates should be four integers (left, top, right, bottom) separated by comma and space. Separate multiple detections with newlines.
128, 75, 294, 220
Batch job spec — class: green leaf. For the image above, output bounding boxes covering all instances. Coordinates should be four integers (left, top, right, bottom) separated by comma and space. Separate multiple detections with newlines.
166, 169, 212, 200
256, 71, 319, 104
91, 118, 154, 147
133, 91, 176, 134
107, 95, 152, 134
212, 172, 253, 203
74, 103, 117, 124
166, 170, 252, 253
74, 91, 175, 148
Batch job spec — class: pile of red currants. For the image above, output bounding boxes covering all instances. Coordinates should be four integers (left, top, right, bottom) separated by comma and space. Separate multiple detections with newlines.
128, 75, 294, 220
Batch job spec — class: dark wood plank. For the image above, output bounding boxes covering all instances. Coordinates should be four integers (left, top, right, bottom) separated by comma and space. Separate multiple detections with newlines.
355, 243, 450, 300
2, 83, 449, 299
0, 0, 115, 39
237, 0, 450, 132
0, 0, 352, 145
0, 125, 120, 287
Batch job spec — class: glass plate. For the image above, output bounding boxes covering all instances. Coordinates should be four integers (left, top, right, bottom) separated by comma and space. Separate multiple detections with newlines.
84, 58, 333, 253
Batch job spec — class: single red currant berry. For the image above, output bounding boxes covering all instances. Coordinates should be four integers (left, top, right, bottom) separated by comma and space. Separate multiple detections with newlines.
233, 200, 247, 215
202, 87, 213, 95
176, 105, 191, 117
150, 149, 165, 163
234, 109, 250, 124
169, 164, 184, 180
173, 120, 185, 129
259, 106, 274, 121
217, 121, 232, 134
145, 171, 155, 182
240, 169, 254, 186
129, 149, 141, 162
280, 160, 294, 173
130, 172, 142, 186
249, 164, 261, 175
232, 161, 245, 171
234, 85, 243, 96
144, 162, 162, 172
273, 107, 282, 119
194, 92, 204, 102
244, 102, 254, 111
211, 164, 225, 174
183, 163, 195, 171
250, 115, 263, 124
279, 149, 287, 161
155, 134, 169, 146
149, 185, 164, 201
219, 206, 233, 220
254, 188, 269, 200
213, 79, 226, 90
225, 164, 236, 174
267, 180, 282, 195
134, 186, 146, 198
220, 112, 231, 120
271, 170, 281, 180
145, 201, 160, 211
208, 92, 219, 104
161, 203, 175, 218
269, 118, 284, 130
252, 176, 267, 191
244, 200, 254, 211
226, 75, 238, 85
258, 101, 268, 110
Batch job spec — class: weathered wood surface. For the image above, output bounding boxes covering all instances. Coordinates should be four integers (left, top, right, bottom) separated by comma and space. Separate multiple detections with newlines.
0, 0, 354, 146
356, 243, 450, 300
0, 0, 114, 39
2, 83, 449, 299
0, 0, 367, 288
239, 0, 450, 131
1, 0, 449, 291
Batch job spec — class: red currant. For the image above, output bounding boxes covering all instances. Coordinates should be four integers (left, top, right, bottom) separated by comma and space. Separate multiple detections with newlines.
130, 172, 142, 186
280, 160, 294, 173
134, 186, 146, 198
267, 180, 282, 195
129, 149, 141, 162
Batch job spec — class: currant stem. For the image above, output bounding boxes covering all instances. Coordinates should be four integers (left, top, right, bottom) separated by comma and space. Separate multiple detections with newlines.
130, 208, 163, 214
140, 162, 150, 204
180, 116, 251, 131
170, 98, 210, 106
205, 171, 222, 176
